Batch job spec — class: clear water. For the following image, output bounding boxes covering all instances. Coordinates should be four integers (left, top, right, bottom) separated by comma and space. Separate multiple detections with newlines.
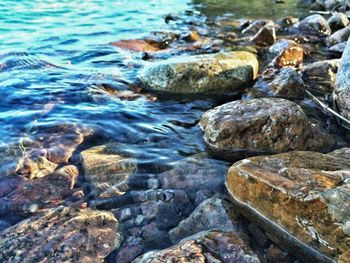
0, 0, 310, 167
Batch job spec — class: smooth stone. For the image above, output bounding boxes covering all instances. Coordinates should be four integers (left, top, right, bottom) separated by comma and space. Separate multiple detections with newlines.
328, 12, 349, 32
268, 39, 299, 57
289, 14, 331, 37
200, 98, 335, 161
334, 38, 350, 119
80, 143, 136, 198
168, 197, 237, 243
326, 26, 350, 46
329, 41, 347, 54
0, 206, 121, 262
302, 59, 340, 92
268, 40, 304, 68
138, 51, 259, 94
133, 231, 260, 263
252, 67, 305, 98
252, 25, 276, 46
226, 149, 350, 262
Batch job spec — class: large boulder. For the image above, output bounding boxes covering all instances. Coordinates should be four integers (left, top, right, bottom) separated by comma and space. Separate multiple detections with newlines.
226, 149, 350, 262
334, 38, 350, 119
138, 51, 258, 94
133, 231, 260, 263
0, 206, 121, 262
289, 14, 331, 38
200, 98, 335, 161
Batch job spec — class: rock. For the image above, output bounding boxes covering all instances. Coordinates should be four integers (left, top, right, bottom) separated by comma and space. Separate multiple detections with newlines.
0, 219, 10, 232
328, 12, 349, 32
252, 67, 305, 98
329, 41, 347, 54
266, 244, 295, 263
334, 39, 350, 119
0, 165, 79, 216
269, 40, 304, 68
252, 25, 276, 46
290, 14, 331, 37
242, 19, 274, 35
16, 155, 58, 179
326, 26, 350, 46
80, 143, 136, 198
200, 98, 335, 161
226, 149, 350, 262
112, 40, 160, 52
138, 51, 259, 94
302, 59, 340, 92
168, 198, 237, 243
0, 206, 121, 262
133, 231, 260, 263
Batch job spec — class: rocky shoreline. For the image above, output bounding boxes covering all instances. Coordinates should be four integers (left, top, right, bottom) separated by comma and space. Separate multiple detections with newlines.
1, 0, 350, 262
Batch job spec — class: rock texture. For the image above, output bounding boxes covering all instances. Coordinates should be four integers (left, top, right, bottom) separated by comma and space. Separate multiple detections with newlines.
200, 98, 334, 160
139, 51, 258, 94
133, 231, 260, 263
226, 149, 350, 262
290, 14, 331, 37
0, 206, 121, 263
334, 38, 350, 119
268, 39, 304, 68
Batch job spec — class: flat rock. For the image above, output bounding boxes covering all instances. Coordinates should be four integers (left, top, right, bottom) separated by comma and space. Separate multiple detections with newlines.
133, 231, 260, 263
0, 206, 121, 262
334, 38, 350, 119
138, 51, 258, 94
226, 149, 350, 262
302, 59, 340, 92
200, 98, 335, 161
80, 143, 136, 198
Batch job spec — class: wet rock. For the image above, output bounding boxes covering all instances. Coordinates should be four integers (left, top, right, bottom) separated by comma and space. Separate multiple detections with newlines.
80, 143, 136, 198
329, 41, 347, 55
242, 19, 274, 35
138, 51, 259, 94
252, 25, 276, 46
226, 149, 350, 262
334, 39, 350, 119
289, 14, 331, 37
252, 67, 305, 98
0, 176, 26, 198
133, 231, 260, 263
0, 219, 10, 232
302, 59, 340, 92
328, 12, 349, 32
200, 98, 335, 161
266, 244, 295, 263
0, 206, 121, 262
326, 26, 350, 46
0, 165, 79, 216
169, 198, 237, 243
112, 39, 163, 52
16, 155, 57, 179
269, 40, 304, 68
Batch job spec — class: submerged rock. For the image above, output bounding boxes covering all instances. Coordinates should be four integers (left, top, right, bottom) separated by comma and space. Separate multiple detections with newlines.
0, 206, 121, 262
302, 59, 340, 92
334, 39, 350, 119
138, 51, 258, 94
133, 231, 260, 263
80, 143, 136, 198
252, 67, 305, 98
200, 98, 334, 161
226, 149, 350, 262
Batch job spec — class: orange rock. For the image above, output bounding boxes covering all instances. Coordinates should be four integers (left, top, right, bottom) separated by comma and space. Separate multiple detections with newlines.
111, 39, 161, 52
274, 46, 304, 68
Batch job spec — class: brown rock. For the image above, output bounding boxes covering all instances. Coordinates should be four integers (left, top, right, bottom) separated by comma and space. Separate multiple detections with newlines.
252, 25, 276, 46
133, 231, 260, 263
226, 149, 350, 262
273, 45, 304, 68
200, 98, 334, 161
111, 39, 162, 52
0, 206, 121, 262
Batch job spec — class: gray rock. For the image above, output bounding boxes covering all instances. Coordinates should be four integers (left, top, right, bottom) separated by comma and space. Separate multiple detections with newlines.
200, 98, 335, 161
329, 41, 347, 54
334, 38, 350, 119
138, 51, 259, 94
328, 12, 349, 32
302, 59, 340, 92
268, 39, 299, 57
326, 25, 350, 46
290, 14, 331, 37
168, 198, 237, 243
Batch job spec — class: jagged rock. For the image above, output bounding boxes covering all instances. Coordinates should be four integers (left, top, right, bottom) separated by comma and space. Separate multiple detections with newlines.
80, 143, 136, 198
334, 39, 350, 119
302, 59, 340, 92
138, 51, 258, 94
252, 25, 276, 46
328, 12, 349, 32
289, 14, 331, 37
226, 149, 350, 262
326, 26, 350, 46
0, 206, 121, 262
200, 98, 335, 161
269, 40, 304, 68
133, 231, 260, 263
168, 197, 237, 243
252, 67, 305, 98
